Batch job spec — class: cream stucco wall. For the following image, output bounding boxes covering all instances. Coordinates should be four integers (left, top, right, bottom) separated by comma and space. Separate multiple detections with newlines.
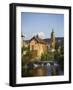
29, 39, 48, 59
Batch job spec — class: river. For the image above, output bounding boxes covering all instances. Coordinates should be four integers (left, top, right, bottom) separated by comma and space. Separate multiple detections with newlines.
22, 61, 64, 77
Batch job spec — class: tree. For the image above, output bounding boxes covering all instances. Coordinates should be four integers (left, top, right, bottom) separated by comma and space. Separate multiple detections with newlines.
41, 52, 54, 61
21, 45, 33, 77
22, 45, 32, 65
54, 41, 64, 71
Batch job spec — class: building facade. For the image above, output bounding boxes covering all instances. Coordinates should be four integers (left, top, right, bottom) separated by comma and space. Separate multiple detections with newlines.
29, 36, 48, 60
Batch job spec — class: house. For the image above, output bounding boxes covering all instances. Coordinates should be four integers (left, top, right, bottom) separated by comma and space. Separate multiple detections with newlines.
29, 35, 48, 60
21, 30, 64, 61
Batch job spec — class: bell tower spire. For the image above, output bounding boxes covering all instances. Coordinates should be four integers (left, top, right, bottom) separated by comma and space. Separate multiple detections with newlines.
50, 29, 55, 49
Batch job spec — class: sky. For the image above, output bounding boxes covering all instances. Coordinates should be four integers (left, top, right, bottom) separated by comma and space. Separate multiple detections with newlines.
21, 12, 64, 40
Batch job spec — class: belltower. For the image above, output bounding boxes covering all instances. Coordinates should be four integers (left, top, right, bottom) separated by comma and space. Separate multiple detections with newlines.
50, 29, 55, 49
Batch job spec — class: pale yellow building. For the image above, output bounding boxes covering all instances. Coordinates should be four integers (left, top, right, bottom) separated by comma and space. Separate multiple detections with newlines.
29, 36, 48, 60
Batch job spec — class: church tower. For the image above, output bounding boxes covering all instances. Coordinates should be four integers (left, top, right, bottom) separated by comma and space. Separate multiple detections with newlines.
50, 29, 55, 49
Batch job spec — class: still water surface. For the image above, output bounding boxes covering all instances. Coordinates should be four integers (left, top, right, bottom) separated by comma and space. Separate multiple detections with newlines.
22, 61, 64, 77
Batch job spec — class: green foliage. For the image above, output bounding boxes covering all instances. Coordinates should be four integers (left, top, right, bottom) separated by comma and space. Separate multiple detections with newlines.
22, 46, 27, 54
57, 55, 64, 71
60, 45, 64, 55
22, 45, 32, 65
22, 66, 33, 77
41, 52, 54, 61
54, 43, 64, 71
54, 50, 60, 60
21, 45, 34, 77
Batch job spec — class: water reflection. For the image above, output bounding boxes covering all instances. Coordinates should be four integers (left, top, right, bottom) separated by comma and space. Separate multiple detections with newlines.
22, 61, 64, 77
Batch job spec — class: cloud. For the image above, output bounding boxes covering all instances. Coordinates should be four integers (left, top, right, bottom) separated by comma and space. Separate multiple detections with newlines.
38, 32, 45, 39
31, 33, 37, 37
